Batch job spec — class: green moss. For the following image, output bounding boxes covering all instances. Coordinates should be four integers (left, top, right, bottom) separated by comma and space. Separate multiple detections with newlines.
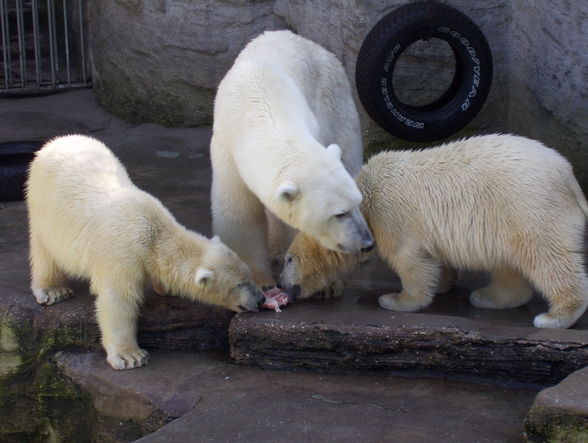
32, 360, 97, 442
94, 77, 214, 128
0, 322, 20, 352
37, 327, 87, 358
0, 353, 22, 377
526, 406, 588, 443
0, 315, 149, 441
0, 318, 100, 441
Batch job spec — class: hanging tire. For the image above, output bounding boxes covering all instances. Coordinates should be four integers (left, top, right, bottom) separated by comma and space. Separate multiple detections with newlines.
355, 2, 493, 142
0, 141, 44, 202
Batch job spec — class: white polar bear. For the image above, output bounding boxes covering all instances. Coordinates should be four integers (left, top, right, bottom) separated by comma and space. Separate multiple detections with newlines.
27, 135, 265, 370
280, 134, 588, 329
210, 30, 374, 289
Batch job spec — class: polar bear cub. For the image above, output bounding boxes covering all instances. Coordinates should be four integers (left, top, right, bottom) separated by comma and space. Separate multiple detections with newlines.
211, 30, 373, 289
280, 134, 588, 329
27, 135, 265, 370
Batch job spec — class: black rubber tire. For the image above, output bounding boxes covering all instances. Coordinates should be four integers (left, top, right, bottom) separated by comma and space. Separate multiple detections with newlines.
0, 141, 44, 202
356, 2, 493, 142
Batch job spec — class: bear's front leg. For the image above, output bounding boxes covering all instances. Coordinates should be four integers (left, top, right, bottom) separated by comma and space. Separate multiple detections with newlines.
211, 168, 275, 287
378, 249, 439, 312
93, 278, 149, 370
30, 233, 75, 305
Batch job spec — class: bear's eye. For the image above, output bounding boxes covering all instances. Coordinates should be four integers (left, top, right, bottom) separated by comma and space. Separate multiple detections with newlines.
285, 255, 293, 264
334, 211, 349, 219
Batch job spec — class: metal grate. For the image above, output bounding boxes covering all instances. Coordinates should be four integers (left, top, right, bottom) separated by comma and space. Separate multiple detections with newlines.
0, 0, 90, 95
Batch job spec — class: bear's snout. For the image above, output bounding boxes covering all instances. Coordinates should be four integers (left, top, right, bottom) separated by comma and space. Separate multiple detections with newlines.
236, 282, 265, 312
283, 284, 301, 301
276, 282, 297, 302
360, 240, 375, 253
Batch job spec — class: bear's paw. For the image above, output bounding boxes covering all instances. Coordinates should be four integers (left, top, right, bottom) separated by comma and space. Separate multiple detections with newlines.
107, 348, 150, 370
33, 286, 75, 305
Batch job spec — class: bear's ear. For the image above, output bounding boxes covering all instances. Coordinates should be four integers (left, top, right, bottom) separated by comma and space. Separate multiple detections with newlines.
276, 181, 299, 202
326, 144, 342, 159
195, 268, 214, 286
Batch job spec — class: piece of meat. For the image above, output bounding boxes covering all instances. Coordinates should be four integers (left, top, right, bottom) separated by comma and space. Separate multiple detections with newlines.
261, 287, 289, 312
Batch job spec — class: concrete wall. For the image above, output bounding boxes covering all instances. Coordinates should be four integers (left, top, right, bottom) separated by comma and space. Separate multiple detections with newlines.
508, 0, 588, 187
87, 0, 286, 126
87, 0, 588, 186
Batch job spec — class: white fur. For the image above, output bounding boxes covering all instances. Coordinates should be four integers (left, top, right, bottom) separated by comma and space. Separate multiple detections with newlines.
282, 134, 588, 329
210, 30, 372, 287
27, 135, 264, 370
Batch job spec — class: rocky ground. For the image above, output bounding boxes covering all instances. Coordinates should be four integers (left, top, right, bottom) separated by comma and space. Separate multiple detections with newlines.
1, 89, 587, 442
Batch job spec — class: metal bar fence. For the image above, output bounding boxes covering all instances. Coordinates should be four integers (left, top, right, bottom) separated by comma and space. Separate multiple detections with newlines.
1, 0, 11, 89
0, 0, 90, 94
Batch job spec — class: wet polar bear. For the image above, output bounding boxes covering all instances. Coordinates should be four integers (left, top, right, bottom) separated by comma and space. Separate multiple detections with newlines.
211, 30, 373, 289
280, 134, 588, 329
27, 135, 264, 370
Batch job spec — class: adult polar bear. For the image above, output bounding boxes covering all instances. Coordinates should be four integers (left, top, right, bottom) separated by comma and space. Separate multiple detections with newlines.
211, 30, 374, 288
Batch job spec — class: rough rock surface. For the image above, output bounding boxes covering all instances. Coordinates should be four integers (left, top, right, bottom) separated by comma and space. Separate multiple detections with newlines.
525, 367, 588, 442
509, 0, 588, 188
88, 1, 588, 186
230, 263, 588, 385
54, 350, 538, 442
87, 0, 286, 127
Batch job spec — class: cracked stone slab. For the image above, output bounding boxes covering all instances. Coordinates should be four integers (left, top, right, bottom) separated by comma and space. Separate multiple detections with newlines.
54, 351, 222, 423
525, 366, 588, 442
230, 262, 588, 385
130, 351, 537, 443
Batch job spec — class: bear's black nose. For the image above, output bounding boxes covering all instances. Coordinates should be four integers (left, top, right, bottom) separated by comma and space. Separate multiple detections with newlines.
360, 241, 375, 253
289, 285, 301, 302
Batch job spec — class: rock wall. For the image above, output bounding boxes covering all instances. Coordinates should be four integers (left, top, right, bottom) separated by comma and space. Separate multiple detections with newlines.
87, 0, 588, 184
508, 0, 588, 187
87, 0, 286, 126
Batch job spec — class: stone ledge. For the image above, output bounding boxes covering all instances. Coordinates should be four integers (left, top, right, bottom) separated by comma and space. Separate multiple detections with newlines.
54, 352, 227, 431
230, 290, 588, 385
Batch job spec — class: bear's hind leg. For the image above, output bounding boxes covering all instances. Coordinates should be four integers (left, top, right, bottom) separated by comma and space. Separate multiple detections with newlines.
30, 234, 74, 305
378, 248, 440, 312
470, 267, 533, 309
524, 252, 588, 329
93, 276, 149, 370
